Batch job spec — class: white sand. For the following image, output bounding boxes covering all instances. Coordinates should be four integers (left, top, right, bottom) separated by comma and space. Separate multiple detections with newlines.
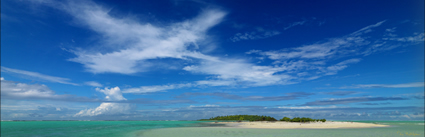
214, 121, 390, 129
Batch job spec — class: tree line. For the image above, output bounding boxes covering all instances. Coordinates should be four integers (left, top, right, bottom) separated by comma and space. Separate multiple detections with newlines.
280, 117, 326, 122
199, 115, 326, 122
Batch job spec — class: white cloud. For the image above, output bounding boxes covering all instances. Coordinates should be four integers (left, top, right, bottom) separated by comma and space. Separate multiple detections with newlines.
74, 87, 132, 117
1, 66, 78, 86
195, 80, 237, 86
189, 104, 220, 108
95, 87, 126, 101
248, 21, 386, 60
123, 56, 358, 92
248, 36, 367, 60
241, 20, 423, 84
284, 21, 306, 30
74, 103, 132, 117
184, 58, 294, 86
383, 33, 424, 42
1, 79, 67, 99
324, 58, 361, 75
47, 0, 226, 74
277, 106, 344, 109
122, 83, 192, 94
350, 20, 386, 36
41, 0, 295, 90
32, 1, 424, 91
341, 82, 424, 89
84, 81, 103, 87
230, 30, 280, 42
1, 78, 97, 102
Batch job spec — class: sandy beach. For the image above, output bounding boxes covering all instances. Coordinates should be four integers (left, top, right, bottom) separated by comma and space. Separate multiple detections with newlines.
136, 121, 425, 137
213, 121, 390, 129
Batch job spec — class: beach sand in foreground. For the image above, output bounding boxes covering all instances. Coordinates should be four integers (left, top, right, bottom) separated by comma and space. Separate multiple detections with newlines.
215, 121, 390, 129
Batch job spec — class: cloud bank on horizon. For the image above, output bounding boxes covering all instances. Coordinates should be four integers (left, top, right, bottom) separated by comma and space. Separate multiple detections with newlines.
1, 0, 424, 120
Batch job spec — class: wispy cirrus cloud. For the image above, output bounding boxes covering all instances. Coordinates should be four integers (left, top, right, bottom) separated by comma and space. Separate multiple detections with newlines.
1, 66, 78, 86
230, 19, 319, 42
324, 58, 361, 75
33, 0, 226, 74
340, 82, 424, 89
241, 20, 423, 86
0, 78, 95, 102
245, 20, 383, 60
122, 83, 193, 94
31, 0, 424, 90
84, 81, 103, 87
277, 105, 345, 109
300, 96, 408, 106
359, 102, 392, 105
383, 33, 424, 42
283, 21, 306, 30
176, 92, 314, 101
230, 29, 280, 42
321, 91, 360, 96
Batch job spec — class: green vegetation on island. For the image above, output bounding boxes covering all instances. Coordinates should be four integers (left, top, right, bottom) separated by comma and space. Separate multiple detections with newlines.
199, 115, 326, 122
279, 117, 326, 122
199, 115, 277, 121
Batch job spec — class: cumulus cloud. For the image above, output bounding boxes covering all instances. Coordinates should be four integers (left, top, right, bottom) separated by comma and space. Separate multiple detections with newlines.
74, 103, 132, 117
74, 87, 132, 117
1, 66, 78, 85
96, 87, 126, 101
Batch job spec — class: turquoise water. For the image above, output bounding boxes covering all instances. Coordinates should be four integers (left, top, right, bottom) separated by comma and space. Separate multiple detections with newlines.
0, 121, 215, 137
1, 121, 424, 137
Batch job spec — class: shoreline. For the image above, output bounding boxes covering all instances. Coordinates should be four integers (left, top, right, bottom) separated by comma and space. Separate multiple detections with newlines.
210, 121, 391, 129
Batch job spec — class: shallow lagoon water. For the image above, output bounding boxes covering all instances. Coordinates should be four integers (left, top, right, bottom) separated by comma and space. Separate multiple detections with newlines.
1, 121, 423, 137
1, 121, 214, 137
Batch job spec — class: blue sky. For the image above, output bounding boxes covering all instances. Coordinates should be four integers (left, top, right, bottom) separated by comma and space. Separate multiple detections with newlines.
1, 0, 424, 120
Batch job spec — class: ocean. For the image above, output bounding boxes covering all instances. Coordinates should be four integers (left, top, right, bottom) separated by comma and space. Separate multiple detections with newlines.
1, 121, 424, 137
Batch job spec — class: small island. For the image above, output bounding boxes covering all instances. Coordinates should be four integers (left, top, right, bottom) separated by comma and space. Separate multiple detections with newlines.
199, 115, 326, 122
199, 115, 389, 129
